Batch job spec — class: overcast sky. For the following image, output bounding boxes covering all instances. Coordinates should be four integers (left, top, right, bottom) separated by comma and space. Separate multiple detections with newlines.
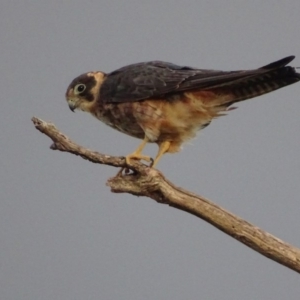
1, 1, 300, 299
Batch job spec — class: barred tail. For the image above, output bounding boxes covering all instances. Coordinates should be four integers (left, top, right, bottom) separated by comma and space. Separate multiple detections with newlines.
214, 57, 300, 107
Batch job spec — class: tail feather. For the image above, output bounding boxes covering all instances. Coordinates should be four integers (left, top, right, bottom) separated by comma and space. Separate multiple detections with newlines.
213, 57, 300, 107
229, 67, 300, 103
260, 55, 295, 69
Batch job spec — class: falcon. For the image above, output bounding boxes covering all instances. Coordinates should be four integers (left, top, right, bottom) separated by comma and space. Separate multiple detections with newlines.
66, 56, 300, 167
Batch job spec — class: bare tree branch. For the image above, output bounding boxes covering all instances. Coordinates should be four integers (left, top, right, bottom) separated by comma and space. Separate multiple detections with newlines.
32, 116, 300, 273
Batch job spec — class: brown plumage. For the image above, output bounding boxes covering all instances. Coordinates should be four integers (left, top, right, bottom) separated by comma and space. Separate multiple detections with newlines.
66, 56, 300, 167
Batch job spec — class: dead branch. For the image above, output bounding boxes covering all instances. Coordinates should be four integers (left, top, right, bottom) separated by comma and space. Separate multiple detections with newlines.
32, 116, 300, 273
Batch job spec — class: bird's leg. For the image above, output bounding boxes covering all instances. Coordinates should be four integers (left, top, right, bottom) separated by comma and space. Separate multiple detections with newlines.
126, 136, 152, 165
151, 141, 171, 168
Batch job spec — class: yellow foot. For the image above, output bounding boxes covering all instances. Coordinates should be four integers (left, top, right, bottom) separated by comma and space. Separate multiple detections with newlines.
125, 153, 152, 165
150, 141, 171, 168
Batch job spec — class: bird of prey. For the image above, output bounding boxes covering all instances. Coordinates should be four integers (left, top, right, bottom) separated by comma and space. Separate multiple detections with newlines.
66, 56, 300, 167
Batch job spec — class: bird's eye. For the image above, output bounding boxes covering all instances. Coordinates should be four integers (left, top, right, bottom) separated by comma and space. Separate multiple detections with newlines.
74, 84, 86, 95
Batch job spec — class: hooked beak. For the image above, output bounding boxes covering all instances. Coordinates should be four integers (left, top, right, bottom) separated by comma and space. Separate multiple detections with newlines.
67, 98, 78, 112
68, 102, 76, 112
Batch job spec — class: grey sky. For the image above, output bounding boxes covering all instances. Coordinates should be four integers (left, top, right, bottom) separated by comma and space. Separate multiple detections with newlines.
1, 1, 300, 299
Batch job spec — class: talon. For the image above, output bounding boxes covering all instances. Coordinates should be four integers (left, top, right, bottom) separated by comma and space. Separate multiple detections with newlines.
125, 136, 151, 165
126, 153, 152, 165
149, 157, 154, 167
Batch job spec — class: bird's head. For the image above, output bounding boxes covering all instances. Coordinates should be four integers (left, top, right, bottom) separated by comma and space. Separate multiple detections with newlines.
65, 72, 105, 113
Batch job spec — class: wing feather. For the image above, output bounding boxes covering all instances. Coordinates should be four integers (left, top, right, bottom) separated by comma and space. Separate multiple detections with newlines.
99, 56, 298, 103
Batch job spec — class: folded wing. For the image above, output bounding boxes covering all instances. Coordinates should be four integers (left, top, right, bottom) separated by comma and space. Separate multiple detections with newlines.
99, 56, 300, 104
